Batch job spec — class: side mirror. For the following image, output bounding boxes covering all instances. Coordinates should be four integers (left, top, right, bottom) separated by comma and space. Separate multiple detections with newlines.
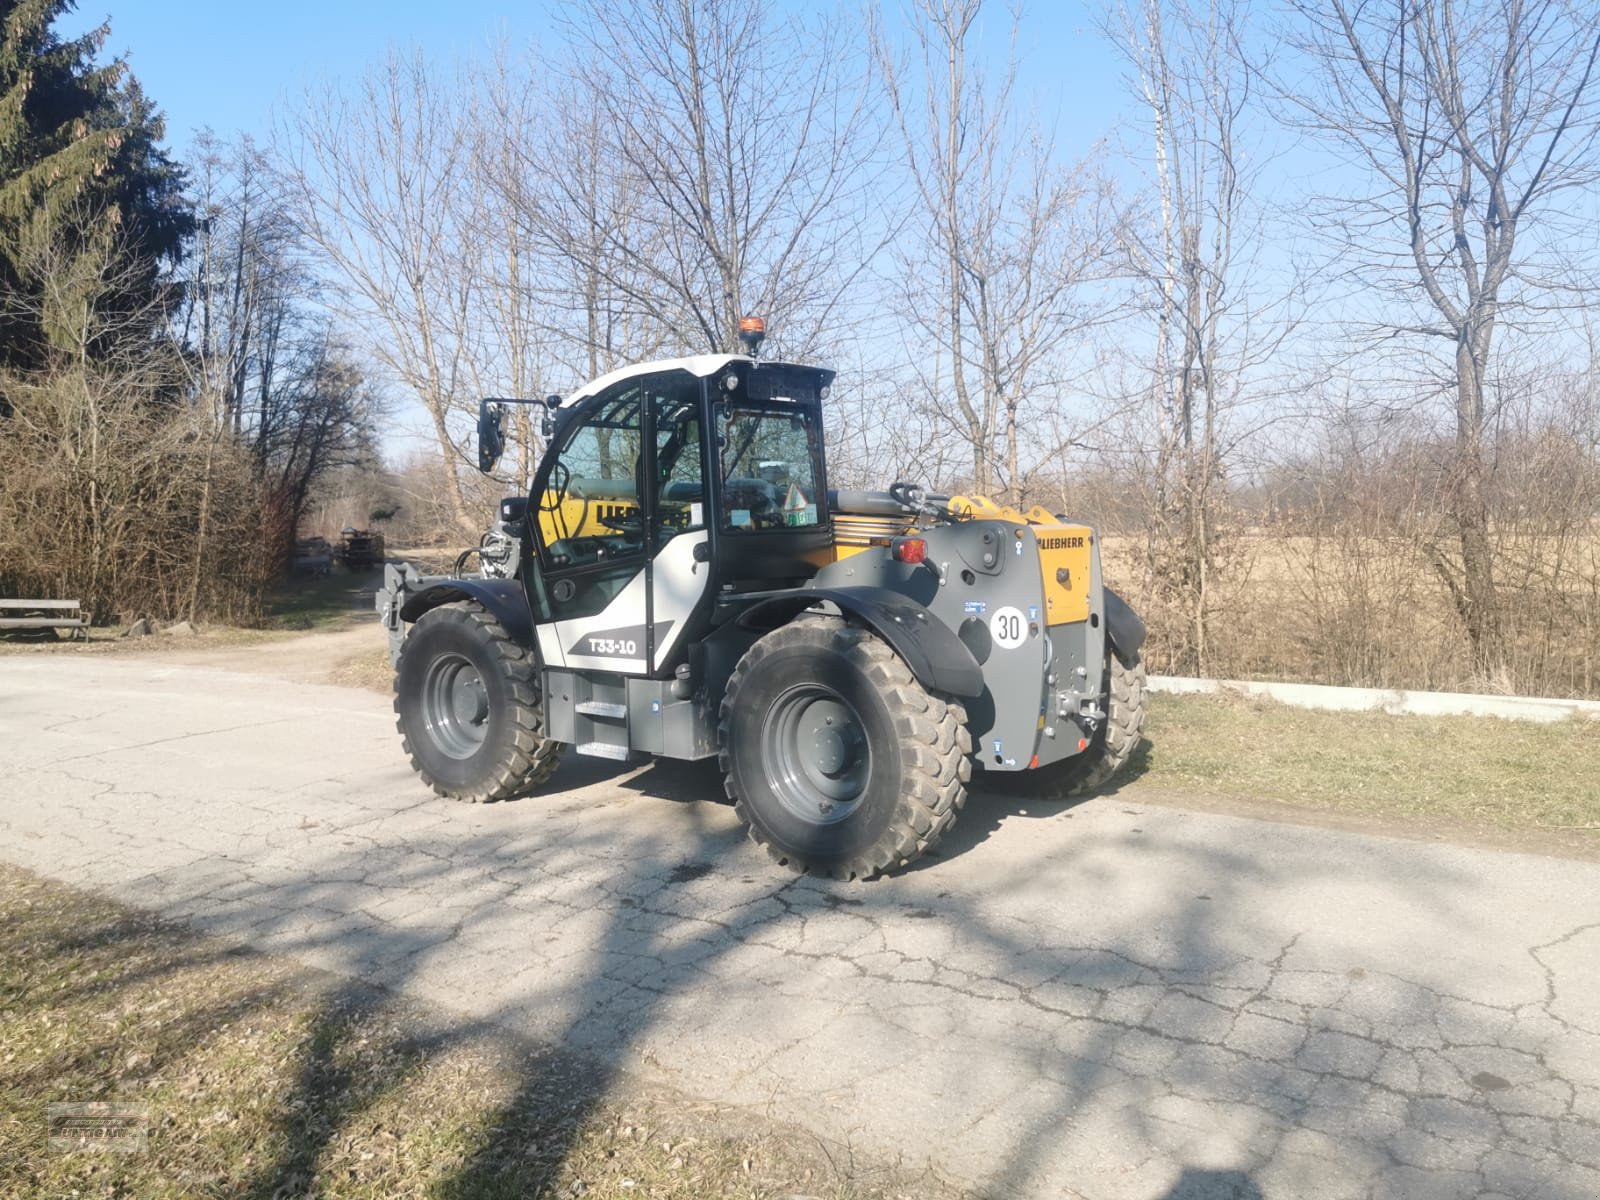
541, 394, 560, 440
477, 402, 506, 473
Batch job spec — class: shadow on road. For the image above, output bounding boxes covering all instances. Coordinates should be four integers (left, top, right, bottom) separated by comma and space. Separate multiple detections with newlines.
526, 743, 1135, 873
20, 742, 1598, 1198
1159, 1168, 1265, 1199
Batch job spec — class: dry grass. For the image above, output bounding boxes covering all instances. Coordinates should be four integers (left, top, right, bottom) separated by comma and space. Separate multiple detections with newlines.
1128, 692, 1600, 855
0, 864, 961, 1200
1100, 529, 1600, 699
328, 645, 396, 692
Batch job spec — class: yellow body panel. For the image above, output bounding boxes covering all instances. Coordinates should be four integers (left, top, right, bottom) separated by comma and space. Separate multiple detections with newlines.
1032, 523, 1093, 625
535, 496, 639, 543
948, 496, 1093, 624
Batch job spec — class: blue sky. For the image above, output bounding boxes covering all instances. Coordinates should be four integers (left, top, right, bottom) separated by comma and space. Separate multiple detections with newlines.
64, 2, 559, 144
63, 1, 1129, 161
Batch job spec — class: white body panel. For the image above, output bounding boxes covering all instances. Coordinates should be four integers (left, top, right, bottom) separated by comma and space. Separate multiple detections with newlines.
539, 531, 709, 675
646, 532, 711, 670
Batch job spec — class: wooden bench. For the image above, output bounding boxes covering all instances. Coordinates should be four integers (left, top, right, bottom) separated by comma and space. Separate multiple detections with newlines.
0, 598, 87, 640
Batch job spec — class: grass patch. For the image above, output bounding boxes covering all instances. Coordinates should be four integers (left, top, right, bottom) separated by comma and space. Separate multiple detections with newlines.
329, 645, 395, 693
263, 569, 381, 632
1131, 692, 1600, 843
0, 864, 954, 1200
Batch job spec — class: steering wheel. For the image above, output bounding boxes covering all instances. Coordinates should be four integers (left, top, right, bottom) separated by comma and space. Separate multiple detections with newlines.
597, 509, 644, 536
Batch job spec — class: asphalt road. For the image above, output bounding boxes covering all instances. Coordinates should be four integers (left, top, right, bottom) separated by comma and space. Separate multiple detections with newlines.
2, 651, 1598, 1199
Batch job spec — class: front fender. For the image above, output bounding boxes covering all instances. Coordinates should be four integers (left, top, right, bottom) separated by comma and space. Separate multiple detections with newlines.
736, 586, 984, 698
398, 578, 535, 651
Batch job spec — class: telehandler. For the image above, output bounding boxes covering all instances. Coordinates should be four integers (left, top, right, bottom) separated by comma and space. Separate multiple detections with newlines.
377, 320, 1147, 877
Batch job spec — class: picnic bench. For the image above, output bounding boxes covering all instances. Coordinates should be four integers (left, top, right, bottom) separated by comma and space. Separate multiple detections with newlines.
0, 598, 87, 640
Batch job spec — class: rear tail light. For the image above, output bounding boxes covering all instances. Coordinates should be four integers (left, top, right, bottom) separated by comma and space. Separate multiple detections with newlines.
891, 537, 927, 564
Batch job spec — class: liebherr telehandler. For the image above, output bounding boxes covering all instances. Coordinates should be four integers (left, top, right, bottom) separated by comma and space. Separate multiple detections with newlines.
377, 321, 1148, 878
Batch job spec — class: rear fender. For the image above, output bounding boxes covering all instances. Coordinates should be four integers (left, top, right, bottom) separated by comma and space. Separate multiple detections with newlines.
1103, 586, 1146, 662
736, 586, 984, 698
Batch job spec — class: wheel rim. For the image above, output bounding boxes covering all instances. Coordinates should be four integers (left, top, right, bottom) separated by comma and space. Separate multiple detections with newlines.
421, 652, 490, 759
762, 684, 872, 825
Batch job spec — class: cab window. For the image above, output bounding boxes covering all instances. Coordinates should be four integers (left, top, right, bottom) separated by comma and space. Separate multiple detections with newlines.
649, 378, 705, 543
718, 407, 821, 532
535, 384, 644, 568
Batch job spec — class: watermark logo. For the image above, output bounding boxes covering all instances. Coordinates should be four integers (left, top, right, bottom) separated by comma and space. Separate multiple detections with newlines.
47, 1102, 149, 1154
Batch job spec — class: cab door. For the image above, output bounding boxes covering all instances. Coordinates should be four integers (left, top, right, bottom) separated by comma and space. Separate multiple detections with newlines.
527, 378, 649, 672
643, 374, 714, 674
526, 370, 712, 676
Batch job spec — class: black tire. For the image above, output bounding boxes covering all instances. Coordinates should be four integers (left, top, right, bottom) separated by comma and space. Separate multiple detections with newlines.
1014, 648, 1147, 801
718, 616, 971, 879
394, 601, 561, 802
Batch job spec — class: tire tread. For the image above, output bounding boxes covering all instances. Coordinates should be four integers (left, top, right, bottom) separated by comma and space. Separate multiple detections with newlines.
718, 616, 970, 879
394, 601, 561, 803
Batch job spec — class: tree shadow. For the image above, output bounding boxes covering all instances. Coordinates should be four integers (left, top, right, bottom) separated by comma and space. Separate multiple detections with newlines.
1159, 1168, 1264, 1199
30, 738, 1597, 1199
223, 795, 1596, 1195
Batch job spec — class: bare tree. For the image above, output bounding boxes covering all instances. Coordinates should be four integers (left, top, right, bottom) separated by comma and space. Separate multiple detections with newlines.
178, 134, 295, 616
1282, 0, 1600, 680
179, 135, 380, 592
461, 55, 556, 486
276, 50, 481, 534
470, 39, 672, 390
1105, 0, 1270, 674
528, 0, 887, 359
875, 0, 1127, 505
254, 332, 381, 550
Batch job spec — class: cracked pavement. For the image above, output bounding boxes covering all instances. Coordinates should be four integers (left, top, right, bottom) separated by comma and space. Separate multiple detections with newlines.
2, 653, 1598, 1198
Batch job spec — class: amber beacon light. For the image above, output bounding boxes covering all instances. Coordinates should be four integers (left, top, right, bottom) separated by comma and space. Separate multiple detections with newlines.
737, 315, 766, 356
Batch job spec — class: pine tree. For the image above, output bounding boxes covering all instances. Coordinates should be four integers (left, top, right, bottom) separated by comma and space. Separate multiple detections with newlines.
0, 0, 189, 370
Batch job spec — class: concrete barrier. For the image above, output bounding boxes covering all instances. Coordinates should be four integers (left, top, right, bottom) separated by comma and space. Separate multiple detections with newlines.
1148, 675, 1600, 724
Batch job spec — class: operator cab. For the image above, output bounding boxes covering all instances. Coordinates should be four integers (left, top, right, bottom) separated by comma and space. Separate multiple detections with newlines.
512, 354, 834, 680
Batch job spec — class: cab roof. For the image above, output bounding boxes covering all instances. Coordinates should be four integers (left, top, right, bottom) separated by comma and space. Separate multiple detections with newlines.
562, 354, 834, 407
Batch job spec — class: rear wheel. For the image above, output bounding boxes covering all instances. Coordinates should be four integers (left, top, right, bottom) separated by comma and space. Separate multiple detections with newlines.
719, 617, 970, 879
395, 601, 561, 802
1015, 648, 1147, 800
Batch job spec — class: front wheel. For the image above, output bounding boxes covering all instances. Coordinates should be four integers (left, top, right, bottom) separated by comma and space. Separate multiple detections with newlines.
395, 601, 561, 802
719, 617, 971, 879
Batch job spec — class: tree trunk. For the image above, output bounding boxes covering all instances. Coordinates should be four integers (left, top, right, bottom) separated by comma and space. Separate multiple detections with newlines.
1454, 335, 1502, 678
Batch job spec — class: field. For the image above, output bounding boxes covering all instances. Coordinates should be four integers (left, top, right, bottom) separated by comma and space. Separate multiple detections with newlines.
1131, 692, 1600, 860
1100, 527, 1600, 700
